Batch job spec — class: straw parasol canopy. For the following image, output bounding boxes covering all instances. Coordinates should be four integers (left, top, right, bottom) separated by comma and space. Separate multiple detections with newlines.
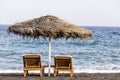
8, 15, 92, 39
7, 15, 92, 76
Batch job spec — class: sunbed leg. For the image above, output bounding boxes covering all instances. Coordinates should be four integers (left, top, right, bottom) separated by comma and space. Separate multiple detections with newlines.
24, 70, 27, 77
40, 70, 43, 77
70, 70, 74, 77
54, 70, 57, 77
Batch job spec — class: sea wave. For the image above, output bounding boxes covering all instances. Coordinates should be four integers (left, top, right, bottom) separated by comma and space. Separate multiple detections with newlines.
0, 25, 120, 72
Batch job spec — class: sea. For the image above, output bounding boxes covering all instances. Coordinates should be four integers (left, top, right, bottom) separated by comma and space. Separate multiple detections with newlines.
0, 25, 120, 73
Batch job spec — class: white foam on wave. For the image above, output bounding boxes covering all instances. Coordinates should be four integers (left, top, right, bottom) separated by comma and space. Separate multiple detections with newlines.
74, 70, 120, 73
0, 70, 23, 73
0, 69, 120, 74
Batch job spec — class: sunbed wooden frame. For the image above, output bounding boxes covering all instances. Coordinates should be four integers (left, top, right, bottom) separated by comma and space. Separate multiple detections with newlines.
23, 54, 43, 77
54, 55, 74, 77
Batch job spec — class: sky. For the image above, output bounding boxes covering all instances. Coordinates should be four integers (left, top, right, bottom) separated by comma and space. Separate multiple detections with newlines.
0, 0, 120, 27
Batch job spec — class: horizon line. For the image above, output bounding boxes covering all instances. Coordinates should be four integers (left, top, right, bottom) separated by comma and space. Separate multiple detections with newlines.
0, 24, 120, 27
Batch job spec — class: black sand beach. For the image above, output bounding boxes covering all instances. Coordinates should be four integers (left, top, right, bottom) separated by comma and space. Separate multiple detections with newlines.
0, 73, 120, 80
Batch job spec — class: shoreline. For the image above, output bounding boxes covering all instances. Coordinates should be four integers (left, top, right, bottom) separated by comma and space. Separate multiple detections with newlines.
1, 70, 120, 74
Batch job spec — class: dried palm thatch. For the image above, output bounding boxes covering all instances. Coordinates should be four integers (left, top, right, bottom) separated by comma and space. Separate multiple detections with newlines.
7, 15, 92, 40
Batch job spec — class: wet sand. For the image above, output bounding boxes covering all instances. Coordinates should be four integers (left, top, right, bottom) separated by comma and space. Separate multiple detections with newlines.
0, 73, 120, 80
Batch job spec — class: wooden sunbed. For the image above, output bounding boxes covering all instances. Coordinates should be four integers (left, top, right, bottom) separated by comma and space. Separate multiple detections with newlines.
54, 55, 74, 77
23, 54, 43, 77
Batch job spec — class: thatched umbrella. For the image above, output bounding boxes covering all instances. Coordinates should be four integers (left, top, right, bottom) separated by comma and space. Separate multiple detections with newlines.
7, 15, 92, 76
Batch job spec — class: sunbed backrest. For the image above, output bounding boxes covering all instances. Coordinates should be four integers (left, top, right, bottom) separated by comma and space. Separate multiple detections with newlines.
23, 55, 42, 68
54, 56, 72, 69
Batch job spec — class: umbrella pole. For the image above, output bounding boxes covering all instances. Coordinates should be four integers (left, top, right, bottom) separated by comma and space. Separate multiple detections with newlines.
48, 37, 51, 77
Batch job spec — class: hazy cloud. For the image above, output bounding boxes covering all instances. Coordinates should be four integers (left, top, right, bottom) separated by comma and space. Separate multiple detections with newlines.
0, 0, 120, 26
